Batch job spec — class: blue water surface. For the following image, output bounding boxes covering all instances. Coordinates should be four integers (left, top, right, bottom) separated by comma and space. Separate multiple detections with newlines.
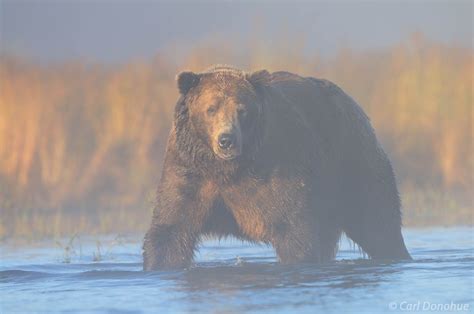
1, 228, 473, 313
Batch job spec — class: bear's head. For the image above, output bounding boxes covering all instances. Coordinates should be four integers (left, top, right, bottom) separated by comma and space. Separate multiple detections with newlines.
174, 66, 270, 164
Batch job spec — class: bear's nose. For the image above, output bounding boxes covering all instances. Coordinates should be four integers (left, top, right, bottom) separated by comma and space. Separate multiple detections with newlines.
218, 133, 235, 150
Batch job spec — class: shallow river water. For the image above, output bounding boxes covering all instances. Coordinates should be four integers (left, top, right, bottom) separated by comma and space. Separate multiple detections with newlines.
1, 227, 473, 313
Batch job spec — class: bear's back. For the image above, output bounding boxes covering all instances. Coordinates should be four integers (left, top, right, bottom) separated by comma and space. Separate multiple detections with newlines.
266, 71, 383, 170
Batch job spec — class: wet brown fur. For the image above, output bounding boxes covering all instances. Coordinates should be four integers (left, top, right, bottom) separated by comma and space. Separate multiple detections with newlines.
143, 66, 411, 270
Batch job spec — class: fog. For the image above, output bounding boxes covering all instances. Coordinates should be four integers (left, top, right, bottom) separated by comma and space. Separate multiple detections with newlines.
1, 1, 472, 63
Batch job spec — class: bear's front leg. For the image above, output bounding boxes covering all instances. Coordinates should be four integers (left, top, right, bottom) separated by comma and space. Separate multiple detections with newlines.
143, 164, 217, 271
271, 218, 323, 264
143, 221, 197, 270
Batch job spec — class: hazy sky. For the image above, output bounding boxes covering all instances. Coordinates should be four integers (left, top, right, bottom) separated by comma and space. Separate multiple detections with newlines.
1, 0, 472, 64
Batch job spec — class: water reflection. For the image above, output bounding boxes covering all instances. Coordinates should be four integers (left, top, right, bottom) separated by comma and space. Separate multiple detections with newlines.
1, 228, 473, 313
175, 258, 404, 292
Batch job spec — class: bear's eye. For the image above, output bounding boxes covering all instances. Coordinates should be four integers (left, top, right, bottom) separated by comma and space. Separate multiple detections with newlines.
207, 106, 217, 115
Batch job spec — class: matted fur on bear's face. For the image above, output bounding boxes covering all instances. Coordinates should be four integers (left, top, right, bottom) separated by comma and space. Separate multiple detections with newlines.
177, 72, 261, 161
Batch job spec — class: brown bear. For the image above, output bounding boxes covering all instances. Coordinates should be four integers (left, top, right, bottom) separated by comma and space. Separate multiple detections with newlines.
143, 65, 411, 270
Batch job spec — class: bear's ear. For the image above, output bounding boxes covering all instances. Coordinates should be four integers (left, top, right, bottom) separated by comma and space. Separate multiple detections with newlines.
176, 71, 200, 95
246, 69, 271, 90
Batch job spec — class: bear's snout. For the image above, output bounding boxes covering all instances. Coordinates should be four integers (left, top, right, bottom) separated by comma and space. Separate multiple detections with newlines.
214, 127, 242, 160
218, 133, 236, 149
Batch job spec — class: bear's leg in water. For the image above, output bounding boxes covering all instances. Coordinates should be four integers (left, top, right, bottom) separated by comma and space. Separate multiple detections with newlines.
143, 169, 216, 270
341, 194, 411, 260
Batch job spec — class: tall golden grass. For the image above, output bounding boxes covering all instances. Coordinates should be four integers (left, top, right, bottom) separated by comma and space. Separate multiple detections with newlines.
0, 34, 472, 239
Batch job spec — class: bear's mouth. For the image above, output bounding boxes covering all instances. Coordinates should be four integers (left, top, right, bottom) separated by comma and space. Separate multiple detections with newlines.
214, 144, 242, 160
213, 129, 243, 161
215, 151, 240, 161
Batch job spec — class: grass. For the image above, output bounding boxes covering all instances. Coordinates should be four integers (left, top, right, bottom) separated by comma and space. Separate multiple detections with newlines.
53, 234, 127, 263
55, 233, 79, 263
0, 33, 471, 239
401, 185, 472, 227
0, 186, 470, 242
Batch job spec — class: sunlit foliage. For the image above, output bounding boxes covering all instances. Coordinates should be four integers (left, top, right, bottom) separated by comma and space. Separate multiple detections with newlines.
0, 34, 471, 238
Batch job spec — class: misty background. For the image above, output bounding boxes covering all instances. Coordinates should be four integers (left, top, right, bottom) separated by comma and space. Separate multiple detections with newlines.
0, 0, 472, 238
2, 1, 472, 63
